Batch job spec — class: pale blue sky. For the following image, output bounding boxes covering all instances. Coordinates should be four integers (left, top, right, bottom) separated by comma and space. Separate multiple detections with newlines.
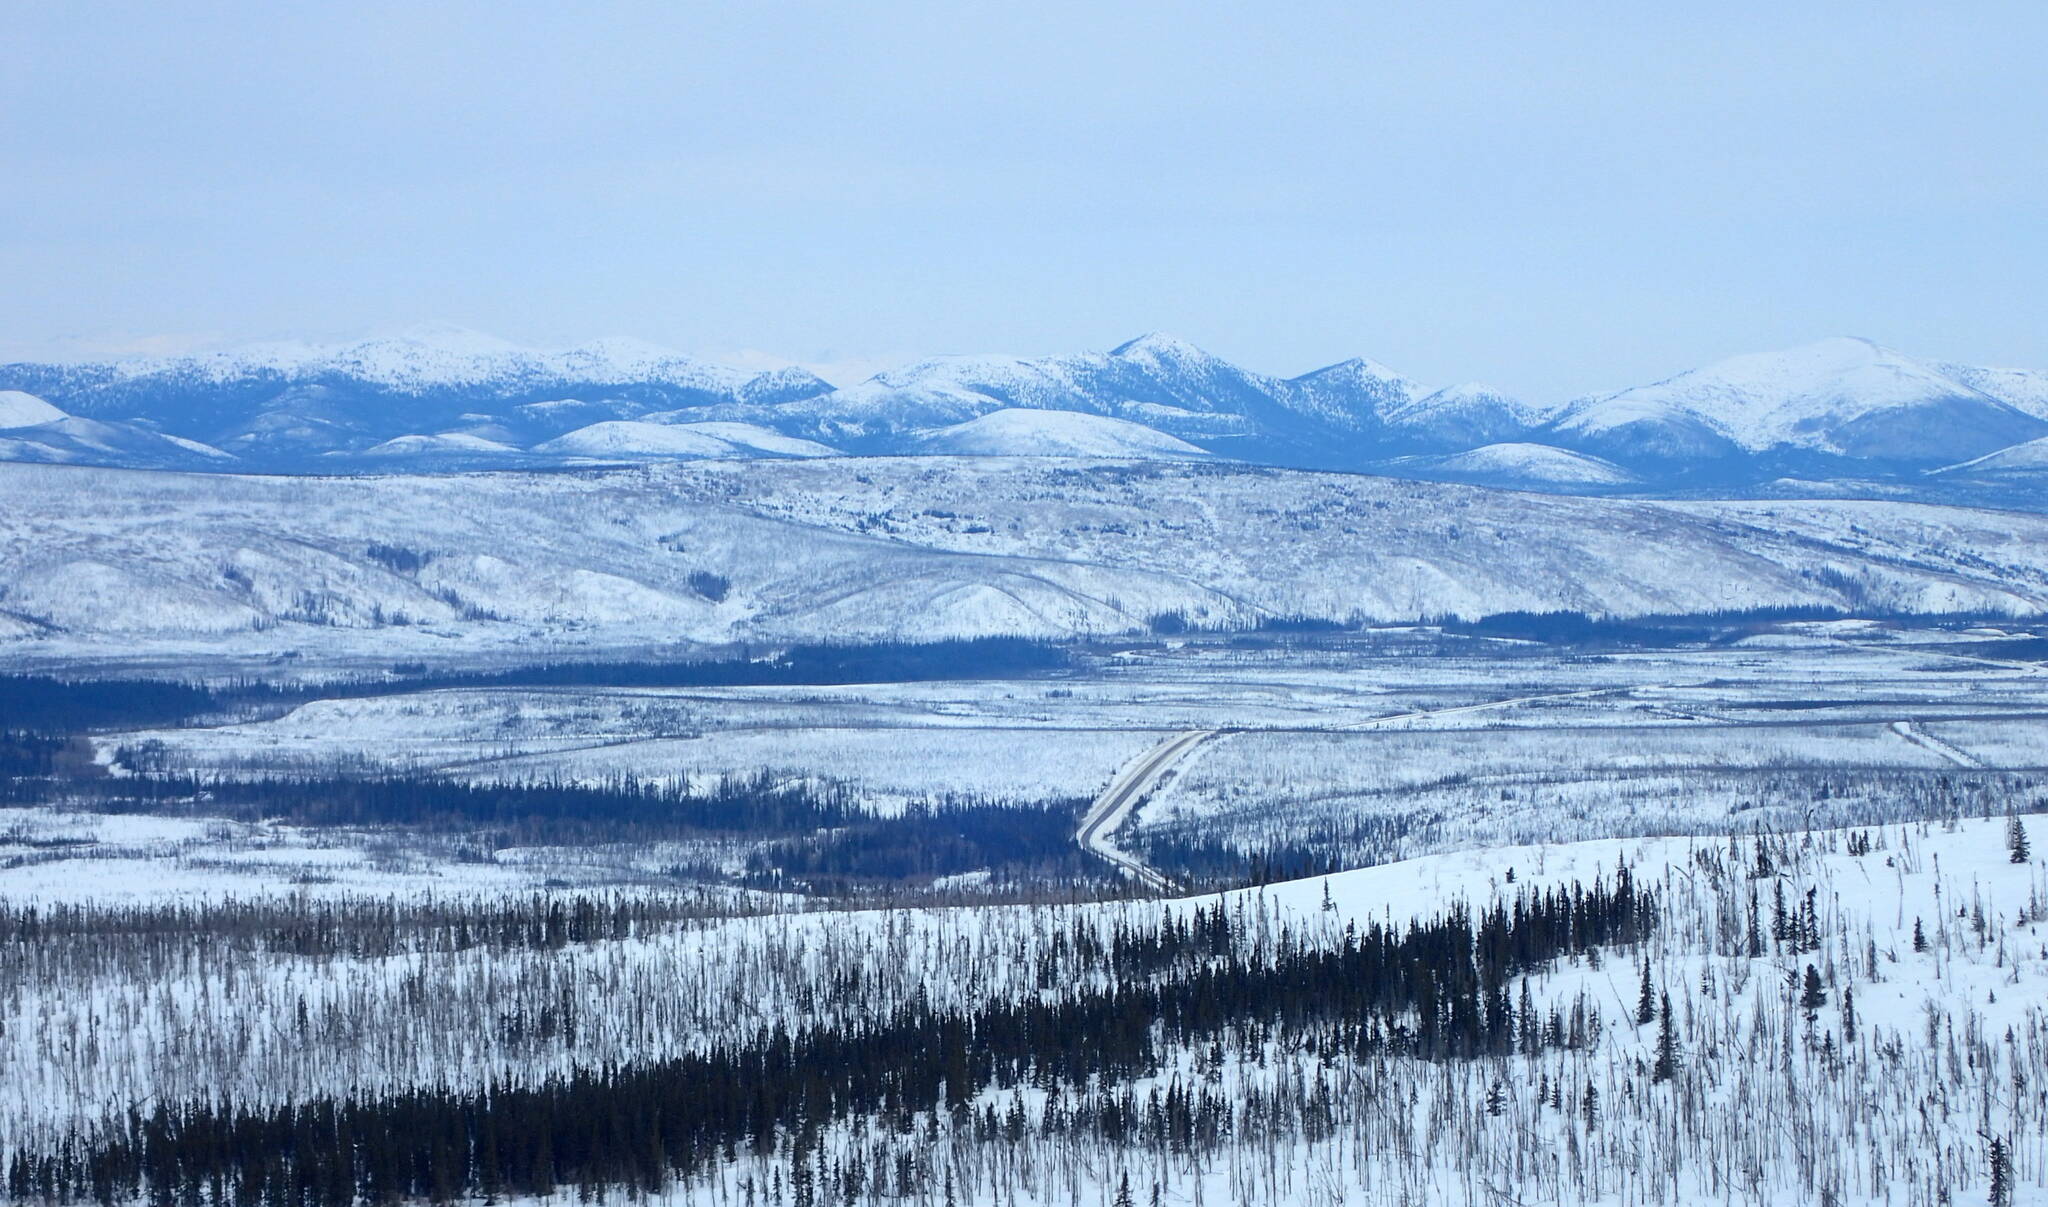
5, 1, 2045, 399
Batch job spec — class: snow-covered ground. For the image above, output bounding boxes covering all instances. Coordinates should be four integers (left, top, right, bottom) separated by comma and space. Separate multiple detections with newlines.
7, 814, 2046, 1204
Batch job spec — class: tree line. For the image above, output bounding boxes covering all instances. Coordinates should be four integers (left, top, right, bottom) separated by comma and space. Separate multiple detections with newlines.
0, 637, 1074, 736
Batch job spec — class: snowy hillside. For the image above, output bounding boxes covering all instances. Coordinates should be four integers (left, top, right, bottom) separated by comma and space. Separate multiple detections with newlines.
4, 457, 2048, 656
0, 390, 67, 428
5, 800, 2044, 1206
1392, 441, 1637, 487
1546, 337, 2048, 471
1940, 360, 2048, 421
667, 332, 1385, 463
1379, 382, 1544, 451
1941, 435, 2048, 475
0, 326, 836, 467
909, 409, 1211, 458
0, 415, 234, 469
358, 432, 523, 458
534, 420, 835, 460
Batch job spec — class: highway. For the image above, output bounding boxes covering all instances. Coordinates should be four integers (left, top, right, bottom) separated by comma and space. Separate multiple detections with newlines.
1075, 729, 1212, 891
1076, 686, 1648, 890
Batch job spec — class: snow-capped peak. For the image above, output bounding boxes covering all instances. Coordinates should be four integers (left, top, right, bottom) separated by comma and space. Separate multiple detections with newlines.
1109, 332, 1217, 365
1389, 382, 1537, 422
72, 328, 793, 395
1291, 356, 1422, 395
561, 335, 687, 367
1550, 336, 2042, 458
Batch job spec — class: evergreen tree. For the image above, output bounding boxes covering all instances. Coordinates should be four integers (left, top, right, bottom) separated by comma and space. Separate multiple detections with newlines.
1580, 1082, 1599, 1132
1652, 993, 1679, 1083
2008, 816, 2031, 865
1113, 1171, 1134, 1207
1914, 916, 1929, 953
1771, 881, 1790, 949
1800, 964, 1827, 1022
1841, 986, 1857, 1045
1989, 1136, 2011, 1207
1636, 958, 1656, 1026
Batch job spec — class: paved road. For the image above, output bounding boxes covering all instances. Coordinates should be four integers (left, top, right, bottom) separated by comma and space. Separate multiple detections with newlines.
1076, 687, 1650, 890
1890, 719, 1984, 768
1076, 729, 1212, 891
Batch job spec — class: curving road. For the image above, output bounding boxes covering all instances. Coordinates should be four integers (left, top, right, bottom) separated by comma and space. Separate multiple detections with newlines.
1077, 729, 1212, 891
1079, 678, 2003, 891
1076, 687, 1648, 890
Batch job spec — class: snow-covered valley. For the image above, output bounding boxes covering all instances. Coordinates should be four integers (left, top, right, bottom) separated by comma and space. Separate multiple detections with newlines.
6, 447, 2048, 1207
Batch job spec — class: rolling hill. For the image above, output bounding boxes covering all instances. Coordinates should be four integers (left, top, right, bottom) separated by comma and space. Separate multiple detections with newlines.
2, 457, 2045, 659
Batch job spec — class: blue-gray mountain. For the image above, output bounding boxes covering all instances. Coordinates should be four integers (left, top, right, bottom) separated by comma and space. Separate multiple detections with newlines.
3, 329, 2046, 501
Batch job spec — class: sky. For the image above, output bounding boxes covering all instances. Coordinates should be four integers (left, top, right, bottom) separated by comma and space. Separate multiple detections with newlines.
5, 1, 2046, 400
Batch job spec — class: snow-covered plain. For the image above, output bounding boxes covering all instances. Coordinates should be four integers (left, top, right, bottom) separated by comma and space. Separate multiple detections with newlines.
13, 629, 2031, 905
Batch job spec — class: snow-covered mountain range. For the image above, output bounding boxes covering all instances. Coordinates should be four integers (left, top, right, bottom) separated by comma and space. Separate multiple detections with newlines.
4, 328, 2048, 500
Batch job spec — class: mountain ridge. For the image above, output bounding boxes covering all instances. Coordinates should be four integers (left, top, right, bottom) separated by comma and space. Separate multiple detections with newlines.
5, 331, 2048, 503
4, 456, 2045, 657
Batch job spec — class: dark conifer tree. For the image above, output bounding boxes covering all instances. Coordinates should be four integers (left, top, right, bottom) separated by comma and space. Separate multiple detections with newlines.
1652, 993, 1679, 1083
2008, 816, 2030, 865
1636, 959, 1656, 1026
1800, 964, 1827, 1022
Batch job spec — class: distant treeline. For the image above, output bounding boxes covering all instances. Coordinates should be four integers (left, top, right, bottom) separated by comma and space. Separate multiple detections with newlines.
1444, 606, 1825, 647
0, 638, 1074, 735
5, 766, 1103, 889
0, 733, 65, 777
40, 771, 856, 844
0, 892, 738, 962
382, 637, 1072, 692
1150, 604, 2042, 648
745, 799, 1094, 890
1441, 605, 2044, 649
0, 675, 265, 734
1148, 611, 1352, 636
1136, 834, 1343, 887
1958, 636, 2048, 663
11, 872, 1654, 1207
